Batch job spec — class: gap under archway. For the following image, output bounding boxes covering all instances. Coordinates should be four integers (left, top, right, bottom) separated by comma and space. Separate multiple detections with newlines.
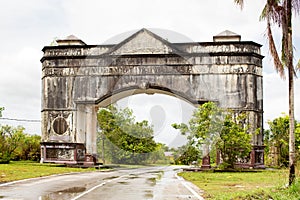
114, 93, 196, 148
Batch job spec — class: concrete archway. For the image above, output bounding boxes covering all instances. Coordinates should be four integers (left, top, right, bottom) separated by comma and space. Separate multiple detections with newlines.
40, 29, 264, 168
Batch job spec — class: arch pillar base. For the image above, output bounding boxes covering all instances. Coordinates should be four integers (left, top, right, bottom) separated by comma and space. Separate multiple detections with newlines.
200, 155, 211, 170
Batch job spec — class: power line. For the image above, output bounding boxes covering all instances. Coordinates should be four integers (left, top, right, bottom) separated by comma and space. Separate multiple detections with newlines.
0, 117, 41, 123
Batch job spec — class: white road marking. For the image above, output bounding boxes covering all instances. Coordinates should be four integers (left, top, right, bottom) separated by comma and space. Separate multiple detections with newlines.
175, 173, 204, 200
0, 172, 83, 187
71, 175, 126, 200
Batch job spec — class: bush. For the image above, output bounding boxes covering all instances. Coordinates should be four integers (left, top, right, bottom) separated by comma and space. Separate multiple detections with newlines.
0, 125, 41, 162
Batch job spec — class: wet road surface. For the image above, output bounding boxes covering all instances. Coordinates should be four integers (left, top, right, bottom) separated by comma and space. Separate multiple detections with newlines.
0, 165, 204, 200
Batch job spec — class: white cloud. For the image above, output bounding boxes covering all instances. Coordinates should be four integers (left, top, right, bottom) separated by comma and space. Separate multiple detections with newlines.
0, 0, 299, 146
264, 72, 300, 127
59, 0, 267, 43
0, 47, 42, 134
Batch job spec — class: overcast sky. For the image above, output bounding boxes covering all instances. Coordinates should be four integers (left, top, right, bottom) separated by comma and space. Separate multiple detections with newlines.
0, 0, 299, 147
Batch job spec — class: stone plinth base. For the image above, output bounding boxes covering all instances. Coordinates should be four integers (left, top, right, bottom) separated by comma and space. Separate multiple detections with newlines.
201, 155, 211, 170
83, 154, 97, 166
40, 142, 85, 164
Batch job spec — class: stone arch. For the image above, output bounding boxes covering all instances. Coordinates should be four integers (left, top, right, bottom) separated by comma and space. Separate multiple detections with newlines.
75, 86, 202, 156
40, 29, 264, 168
95, 85, 206, 107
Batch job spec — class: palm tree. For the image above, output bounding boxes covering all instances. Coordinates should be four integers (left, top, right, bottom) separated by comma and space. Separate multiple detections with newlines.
234, 0, 299, 185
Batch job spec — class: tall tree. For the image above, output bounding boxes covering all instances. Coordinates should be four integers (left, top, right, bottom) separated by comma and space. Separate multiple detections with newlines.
97, 105, 157, 164
234, 0, 300, 185
266, 115, 300, 167
172, 102, 252, 169
268, 115, 290, 167
0, 125, 26, 162
172, 102, 223, 150
173, 144, 201, 165
216, 112, 252, 169
13, 134, 41, 161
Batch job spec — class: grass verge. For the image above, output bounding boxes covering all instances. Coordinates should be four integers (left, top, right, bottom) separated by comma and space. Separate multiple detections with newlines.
0, 161, 97, 183
178, 168, 300, 200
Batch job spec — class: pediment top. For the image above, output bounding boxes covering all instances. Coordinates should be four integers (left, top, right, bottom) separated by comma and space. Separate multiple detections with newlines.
107, 28, 182, 55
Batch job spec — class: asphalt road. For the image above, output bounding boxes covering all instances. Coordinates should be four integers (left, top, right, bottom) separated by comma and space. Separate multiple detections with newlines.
0, 165, 204, 200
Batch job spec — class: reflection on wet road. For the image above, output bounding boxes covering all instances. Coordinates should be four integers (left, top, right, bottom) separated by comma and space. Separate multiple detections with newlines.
42, 187, 86, 200
0, 166, 203, 200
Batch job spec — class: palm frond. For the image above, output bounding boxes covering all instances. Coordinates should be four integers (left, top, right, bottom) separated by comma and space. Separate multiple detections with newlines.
271, 1, 283, 25
260, 4, 269, 21
281, 5, 288, 66
267, 19, 286, 79
292, 0, 300, 14
260, 1, 284, 26
234, 0, 244, 9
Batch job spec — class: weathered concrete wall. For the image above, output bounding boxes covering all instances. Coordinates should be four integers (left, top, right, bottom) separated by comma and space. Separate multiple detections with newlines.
41, 29, 264, 161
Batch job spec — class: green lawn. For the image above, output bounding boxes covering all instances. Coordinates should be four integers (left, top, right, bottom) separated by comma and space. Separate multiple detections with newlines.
179, 168, 300, 200
0, 161, 96, 183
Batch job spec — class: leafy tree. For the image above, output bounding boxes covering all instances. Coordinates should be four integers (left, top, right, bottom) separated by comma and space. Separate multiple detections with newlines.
0, 125, 41, 163
173, 144, 201, 165
0, 125, 26, 163
215, 112, 252, 169
0, 107, 40, 162
13, 134, 41, 161
172, 102, 252, 169
234, 0, 300, 185
97, 105, 157, 164
267, 115, 289, 167
265, 115, 300, 167
172, 102, 223, 150
0, 107, 4, 117
147, 143, 169, 164
264, 129, 273, 165
297, 123, 300, 152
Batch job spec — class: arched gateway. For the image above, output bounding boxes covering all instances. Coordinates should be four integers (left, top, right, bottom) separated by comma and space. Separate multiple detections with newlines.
40, 29, 264, 168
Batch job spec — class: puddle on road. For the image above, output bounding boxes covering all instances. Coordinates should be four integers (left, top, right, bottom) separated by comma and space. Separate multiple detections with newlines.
144, 190, 153, 199
103, 176, 119, 180
39, 187, 86, 200
118, 181, 129, 185
126, 174, 139, 179
145, 170, 164, 187
59, 187, 86, 193
146, 177, 156, 186
155, 171, 163, 181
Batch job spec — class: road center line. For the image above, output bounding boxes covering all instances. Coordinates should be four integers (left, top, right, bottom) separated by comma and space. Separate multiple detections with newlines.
71, 175, 126, 200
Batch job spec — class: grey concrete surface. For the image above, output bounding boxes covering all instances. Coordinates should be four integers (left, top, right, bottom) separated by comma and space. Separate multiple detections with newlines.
0, 166, 204, 200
